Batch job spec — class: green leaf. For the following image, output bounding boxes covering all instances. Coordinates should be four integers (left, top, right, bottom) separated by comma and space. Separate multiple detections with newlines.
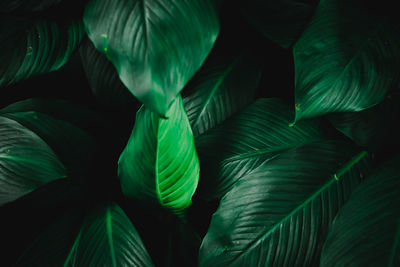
0, 116, 66, 205
118, 95, 200, 215
183, 51, 262, 137
1, 111, 95, 176
199, 141, 371, 267
63, 203, 154, 267
195, 98, 325, 200
84, 0, 220, 116
240, 0, 318, 49
320, 156, 400, 266
328, 90, 400, 152
79, 38, 139, 113
293, 0, 400, 121
0, 16, 84, 87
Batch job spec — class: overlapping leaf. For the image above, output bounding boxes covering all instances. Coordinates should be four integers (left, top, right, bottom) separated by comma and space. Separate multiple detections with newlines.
320, 156, 400, 266
0, 16, 84, 87
183, 52, 262, 137
1, 111, 95, 175
240, 0, 318, 48
79, 38, 139, 113
84, 0, 220, 116
118, 95, 200, 215
293, 0, 400, 121
195, 98, 325, 200
63, 203, 154, 266
199, 141, 370, 267
0, 116, 66, 205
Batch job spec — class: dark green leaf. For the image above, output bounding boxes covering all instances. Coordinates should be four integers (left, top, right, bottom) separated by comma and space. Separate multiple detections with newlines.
0, 116, 66, 205
195, 98, 325, 200
183, 51, 262, 137
1, 111, 95, 175
240, 0, 318, 48
320, 156, 400, 266
0, 16, 84, 87
118, 95, 200, 215
0, 0, 61, 13
79, 38, 139, 114
63, 203, 154, 266
199, 141, 371, 266
84, 0, 220, 116
328, 90, 400, 152
293, 0, 400, 121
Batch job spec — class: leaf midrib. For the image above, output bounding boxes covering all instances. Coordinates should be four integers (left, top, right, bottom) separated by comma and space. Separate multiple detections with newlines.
230, 151, 368, 264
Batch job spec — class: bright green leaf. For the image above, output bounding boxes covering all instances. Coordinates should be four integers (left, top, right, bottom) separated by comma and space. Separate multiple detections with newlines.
84, 0, 220, 116
0, 116, 66, 205
63, 203, 154, 267
118, 95, 200, 215
293, 0, 400, 121
320, 156, 400, 266
199, 141, 371, 267
183, 51, 262, 137
195, 98, 325, 200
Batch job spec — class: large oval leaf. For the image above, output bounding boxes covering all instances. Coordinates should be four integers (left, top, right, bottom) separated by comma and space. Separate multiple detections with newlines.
0, 116, 66, 205
118, 95, 200, 215
195, 98, 326, 200
183, 51, 262, 137
320, 156, 400, 266
199, 141, 371, 267
0, 16, 84, 87
293, 0, 400, 121
240, 0, 318, 49
84, 0, 220, 116
63, 203, 154, 266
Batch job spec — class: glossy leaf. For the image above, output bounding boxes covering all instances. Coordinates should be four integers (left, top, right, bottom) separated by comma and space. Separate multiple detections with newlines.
199, 141, 371, 267
0, 116, 66, 205
321, 156, 400, 266
183, 52, 262, 137
64, 203, 154, 267
79, 38, 139, 113
84, 0, 220, 116
293, 0, 400, 121
0, 16, 84, 87
195, 98, 325, 200
1, 111, 95, 175
240, 0, 318, 48
118, 95, 200, 215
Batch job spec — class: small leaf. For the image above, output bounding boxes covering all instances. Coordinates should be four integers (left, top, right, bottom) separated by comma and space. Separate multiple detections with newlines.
118, 95, 200, 215
0, 16, 84, 87
195, 98, 325, 200
0, 116, 66, 205
240, 0, 318, 48
321, 156, 400, 266
63, 203, 154, 267
84, 0, 220, 116
199, 141, 371, 266
183, 51, 262, 137
293, 0, 400, 121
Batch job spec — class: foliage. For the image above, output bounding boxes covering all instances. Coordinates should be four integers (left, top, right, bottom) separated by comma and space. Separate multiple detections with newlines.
1, 0, 399, 266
